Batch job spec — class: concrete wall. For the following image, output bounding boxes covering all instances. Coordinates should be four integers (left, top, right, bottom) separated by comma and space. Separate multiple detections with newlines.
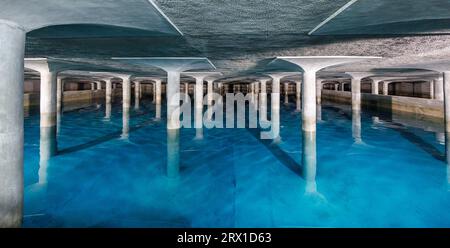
322, 90, 443, 119
23, 89, 122, 107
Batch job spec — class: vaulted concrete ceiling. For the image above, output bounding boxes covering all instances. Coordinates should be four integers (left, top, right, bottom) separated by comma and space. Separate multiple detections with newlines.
1, 0, 180, 36
17, 0, 450, 77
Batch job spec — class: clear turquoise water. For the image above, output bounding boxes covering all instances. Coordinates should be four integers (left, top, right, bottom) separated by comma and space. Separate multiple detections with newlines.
23, 96, 450, 227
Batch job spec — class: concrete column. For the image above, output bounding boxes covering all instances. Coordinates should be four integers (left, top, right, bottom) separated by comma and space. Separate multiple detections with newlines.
335, 83, 339, 91
105, 79, 112, 120
430, 80, 435, 99
96, 81, 101, 90
302, 70, 317, 186
316, 80, 323, 105
443, 72, 450, 134
271, 79, 281, 143
303, 70, 317, 132
152, 83, 156, 103
207, 80, 214, 105
122, 77, 131, 139
383, 82, 389, 95
443, 72, 450, 187
0, 20, 25, 227
341, 82, 345, 91
56, 77, 64, 114
218, 82, 223, 95
348, 75, 364, 143
91, 82, 95, 91
122, 78, 131, 110
105, 79, 112, 105
155, 80, 162, 105
41, 71, 58, 129
284, 82, 289, 104
351, 78, 362, 112
195, 77, 204, 139
167, 71, 181, 130
372, 80, 379, 95
155, 80, 162, 120
184, 82, 189, 96
435, 77, 444, 101
260, 80, 268, 123
134, 81, 140, 110
296, 81, 301, 112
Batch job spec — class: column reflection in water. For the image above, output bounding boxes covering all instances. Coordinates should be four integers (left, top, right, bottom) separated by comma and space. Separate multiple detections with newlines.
316, 104, 322, 122
134, 95, 140, 110
302, 131, 317, 195
271, 93, 281, 144
167, 129, 180, 178
156, 103, 161, 120
56, 111, 62, 135
352, 109, 362, 144
105, 102, 112, 120
284, 83, 289, 105
121, 108, 130, 139
39, 126, 57, 184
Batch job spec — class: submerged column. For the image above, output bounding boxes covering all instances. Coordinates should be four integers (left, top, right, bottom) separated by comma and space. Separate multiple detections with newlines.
105, 79, 112, 120
270, 76, 281, 142
443, 72, 450, 190
56, 77, 64, 114
195, 77, 204, 139
348, 73, 365, 144
296, 81, 302, 112
443, 72, 450, 134
260, 79, 268, 123
134, 81, 140, 110
341, 82, 346, 91
167, 129, 180, 178
155, 79, 162, 120
91, 82, 95, 91
166, 71, 181, 179
316, 79, 323, 105
121, 76, 131, 139
284, 82, 289, 104
96, 81, 102, 90
0, 20, 26, 227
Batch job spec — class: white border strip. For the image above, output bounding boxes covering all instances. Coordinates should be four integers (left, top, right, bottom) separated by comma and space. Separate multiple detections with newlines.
308, 0, 359, 35
147, 0, 184, 36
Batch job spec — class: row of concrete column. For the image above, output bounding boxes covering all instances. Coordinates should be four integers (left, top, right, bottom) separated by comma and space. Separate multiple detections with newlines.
323, 79, 444, 99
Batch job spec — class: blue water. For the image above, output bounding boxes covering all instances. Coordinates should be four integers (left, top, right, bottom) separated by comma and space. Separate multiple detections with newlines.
23, 96, 450, 227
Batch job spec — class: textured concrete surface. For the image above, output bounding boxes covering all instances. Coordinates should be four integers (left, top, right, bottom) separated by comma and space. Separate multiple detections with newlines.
311, 0, 450, 35
0, 0, 180, 35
